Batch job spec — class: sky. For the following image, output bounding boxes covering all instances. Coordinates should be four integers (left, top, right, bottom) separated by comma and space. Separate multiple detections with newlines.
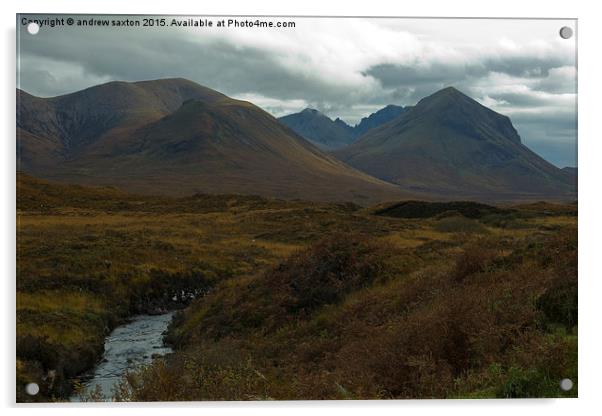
17, 16, 577, 167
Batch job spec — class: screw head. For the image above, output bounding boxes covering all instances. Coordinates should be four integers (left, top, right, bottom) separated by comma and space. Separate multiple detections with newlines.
559, 26, 573, 39
25, 382, 39, 395
560, 378, 573, 391
27, 22, 40, 35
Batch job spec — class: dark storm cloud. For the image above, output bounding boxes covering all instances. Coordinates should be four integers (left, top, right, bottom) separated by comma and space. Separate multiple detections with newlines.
364, 53, 572, 100
18, 23, 370, 106
365, 63, 465, 88
479, 56, 568, 78
362, 64, 467, 105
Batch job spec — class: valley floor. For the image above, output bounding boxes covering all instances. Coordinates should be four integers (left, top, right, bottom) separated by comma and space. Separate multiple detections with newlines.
16, 174, 577, 401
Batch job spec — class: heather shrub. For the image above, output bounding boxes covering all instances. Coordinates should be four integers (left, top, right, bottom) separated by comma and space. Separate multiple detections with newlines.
181, 233, 395, 341
274, 233, 391, 313
434, 216, 489, 234
126, 226, 578, 401
451, 244, 497, 282
116, 344, 272, 401
537, 277, 577, 328
533, 228, 577, 328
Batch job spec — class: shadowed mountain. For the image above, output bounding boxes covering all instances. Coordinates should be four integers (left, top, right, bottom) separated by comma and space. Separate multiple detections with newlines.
334, 87, 575, 200
352, 104, 408, 139
278, 105, 408, 150
278, 108, 355, 150
17, 78, 410, 204
17, 78, 227, 171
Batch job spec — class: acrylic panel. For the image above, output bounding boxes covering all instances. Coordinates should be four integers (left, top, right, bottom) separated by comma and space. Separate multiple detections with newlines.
16, 15, 577, 402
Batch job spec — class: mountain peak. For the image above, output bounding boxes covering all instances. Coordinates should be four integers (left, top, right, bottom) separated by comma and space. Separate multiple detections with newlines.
333, 86, 576, 199
437, 86, 462, 94
417, 86, 472, 107
278, 108, 354, 150
280, 104, 408, 149
408, 86, 521, 145
301, 108, 321, 115
429, 86, 467, 99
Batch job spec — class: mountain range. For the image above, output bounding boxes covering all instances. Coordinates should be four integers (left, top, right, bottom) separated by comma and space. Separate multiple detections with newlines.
278, 108, 355, 150
334, 87, 575, 200
17, 78, 406, 203
17, 78, 575, 203
278, 105, 406, 150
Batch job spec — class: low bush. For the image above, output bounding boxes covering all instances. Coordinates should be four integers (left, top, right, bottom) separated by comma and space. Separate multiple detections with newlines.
375, 200, 509, 219
115, 343, 272, 401
176, 233, 396, 342
434, 216, 489, 234
273, 234, 392, 313
129, 226, 577, 401
451, 243, 497, 282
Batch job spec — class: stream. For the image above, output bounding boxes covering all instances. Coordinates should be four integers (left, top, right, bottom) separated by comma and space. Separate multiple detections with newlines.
70, 312, 175, 401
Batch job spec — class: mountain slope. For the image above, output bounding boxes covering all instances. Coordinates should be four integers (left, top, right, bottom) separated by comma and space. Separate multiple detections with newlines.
278, 108, 355, 150
17, 78, 228, 170
561, 167, 577, 179
334, 87, 575, 200
560, 167, 577, 191
17, 79, 409, 204
352, 104, 408, 138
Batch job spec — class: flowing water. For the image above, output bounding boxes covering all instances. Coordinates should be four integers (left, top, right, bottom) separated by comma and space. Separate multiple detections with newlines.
70, 312, 175, 401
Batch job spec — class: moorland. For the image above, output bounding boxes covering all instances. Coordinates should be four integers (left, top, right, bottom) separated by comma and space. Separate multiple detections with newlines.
16, 173, 577, 401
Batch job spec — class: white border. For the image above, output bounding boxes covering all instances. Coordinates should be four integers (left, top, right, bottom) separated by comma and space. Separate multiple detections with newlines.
3, 1, 601, 415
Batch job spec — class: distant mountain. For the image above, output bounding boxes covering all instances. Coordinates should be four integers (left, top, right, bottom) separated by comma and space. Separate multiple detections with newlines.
352, 105, 408, 138
278, 108, 355, 150
17, 78, 409, 204
278, 105, 409, 150
334, 87, 575, 200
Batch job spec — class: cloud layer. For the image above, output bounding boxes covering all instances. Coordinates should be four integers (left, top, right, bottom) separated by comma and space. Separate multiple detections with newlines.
17, 16, 577, 167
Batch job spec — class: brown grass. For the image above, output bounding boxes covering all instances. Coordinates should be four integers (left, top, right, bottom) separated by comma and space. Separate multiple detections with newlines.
16, 174, 577, 401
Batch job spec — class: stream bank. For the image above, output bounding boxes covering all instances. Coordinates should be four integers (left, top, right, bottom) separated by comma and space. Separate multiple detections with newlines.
71, 312, 175, 401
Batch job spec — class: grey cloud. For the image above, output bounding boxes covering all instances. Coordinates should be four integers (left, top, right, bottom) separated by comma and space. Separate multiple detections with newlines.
532, 72, 577, 94
365, 63, 467, 88
488, 92, 554, 107
365, 55, 572, 98
18, 68, 58, 96
19, 24, 373, 107
479, 56, 568, 78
